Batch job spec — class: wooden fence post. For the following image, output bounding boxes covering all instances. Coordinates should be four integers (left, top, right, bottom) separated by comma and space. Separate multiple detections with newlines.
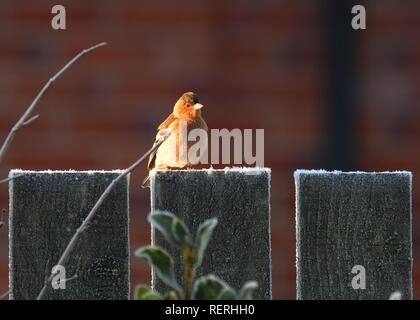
295, 170, 412, 300
150, 168, 272, 299
9, 170, 130, 300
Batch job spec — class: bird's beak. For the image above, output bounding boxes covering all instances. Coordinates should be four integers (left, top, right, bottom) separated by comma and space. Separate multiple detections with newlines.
193, 103, 204, 110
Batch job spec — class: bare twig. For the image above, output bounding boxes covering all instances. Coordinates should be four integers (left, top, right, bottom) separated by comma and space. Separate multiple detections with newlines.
22, 114, 40, 126
0, 209, 5, 229
36, 133, 170, 300
0, 173, 26, 185
0, 42, 107, 164
61, 273, 78, 285
0, 42, 107, 299
0, 290, 9, 300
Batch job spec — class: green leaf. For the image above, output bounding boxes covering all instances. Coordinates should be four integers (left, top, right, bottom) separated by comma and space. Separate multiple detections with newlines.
135, 246, 181, 292
135, 285, 151, 300
172, 217, 192, 247
163, 290, 179, 300
238, 281, 258, 300
193, 274, 235, 300
148, 211, 178, 245
217, 287, 237, 300
134, 285, 162, 300
194, 218, 218, 269
149, 211, 192, 248
142, 292, 163, 300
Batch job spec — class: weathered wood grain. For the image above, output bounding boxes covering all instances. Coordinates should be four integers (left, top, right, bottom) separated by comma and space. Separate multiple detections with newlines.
295, 170, 412, 300
151, 168, 272, 300
9, 170, 130, 300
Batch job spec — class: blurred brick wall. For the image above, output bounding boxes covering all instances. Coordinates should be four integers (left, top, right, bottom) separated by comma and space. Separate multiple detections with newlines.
0, 0, 419, 299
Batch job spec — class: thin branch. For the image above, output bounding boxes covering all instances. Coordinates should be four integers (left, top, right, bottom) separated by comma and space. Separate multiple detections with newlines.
23, 114, 40, 126
0, 43, 107, 299
0, 208, 5, 229
36, 133, 170, 300
0, 42, 107, 164
0, 173, 26, 185
0, 290, 9, 300
61, 274, 78, 284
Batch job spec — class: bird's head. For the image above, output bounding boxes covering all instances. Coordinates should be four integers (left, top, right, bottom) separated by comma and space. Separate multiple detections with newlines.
173, 92, 204, 119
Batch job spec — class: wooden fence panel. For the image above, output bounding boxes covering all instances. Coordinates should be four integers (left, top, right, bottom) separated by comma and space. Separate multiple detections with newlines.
9, 170, 130, 300
151, 168, 272, 300
295, 170, 412, 300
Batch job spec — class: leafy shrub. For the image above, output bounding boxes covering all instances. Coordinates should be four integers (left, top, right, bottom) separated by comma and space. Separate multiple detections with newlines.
135, 211, 258, 300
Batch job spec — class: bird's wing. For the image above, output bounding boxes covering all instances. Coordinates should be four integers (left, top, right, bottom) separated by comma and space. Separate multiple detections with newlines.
147, 114, 176, 170
141, 114, 176, 188
146, 143, 157, 172
158, 113, 177, 130
141, 128, 172, 187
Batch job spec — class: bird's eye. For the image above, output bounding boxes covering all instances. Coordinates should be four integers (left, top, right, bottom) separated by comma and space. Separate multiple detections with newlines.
186, 104, 191, 107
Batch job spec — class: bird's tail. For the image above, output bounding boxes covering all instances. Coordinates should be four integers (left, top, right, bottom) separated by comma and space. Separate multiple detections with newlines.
141, 175, 150, 188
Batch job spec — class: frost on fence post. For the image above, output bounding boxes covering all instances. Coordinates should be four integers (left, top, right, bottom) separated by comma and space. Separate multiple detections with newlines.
150, 168, 272, 300
295, 170, 412, 300
9, 170, 130, 300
